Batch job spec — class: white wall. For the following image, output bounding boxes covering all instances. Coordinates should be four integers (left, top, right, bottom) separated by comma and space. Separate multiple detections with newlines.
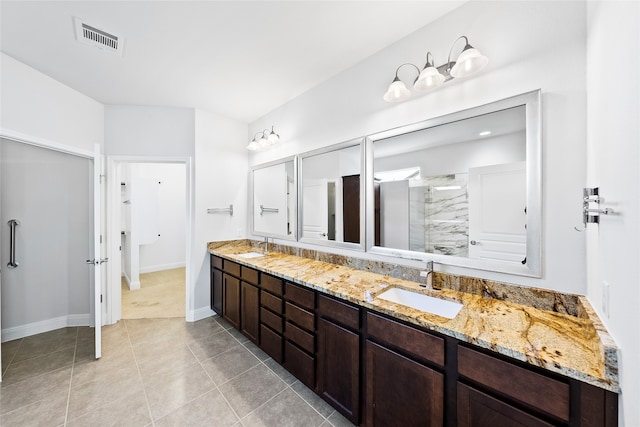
192, 109, 248, 320
250, 1, 587, 294
105, 106, 195, 157
137, 163, 187, 273
0, 52, 104, 152
586, 2, 640, 426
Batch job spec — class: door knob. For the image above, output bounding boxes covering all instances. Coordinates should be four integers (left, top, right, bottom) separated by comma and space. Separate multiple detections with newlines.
470, 240, 479, 246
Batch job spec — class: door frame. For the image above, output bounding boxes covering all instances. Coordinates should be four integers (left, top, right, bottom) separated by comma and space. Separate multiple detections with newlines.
0, 127, 102, 372
105, 156, 193, 324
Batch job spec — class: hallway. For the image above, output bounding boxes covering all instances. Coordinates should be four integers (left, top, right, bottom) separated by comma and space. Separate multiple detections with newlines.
0, 317, 351, 426
121, 268, 186, 319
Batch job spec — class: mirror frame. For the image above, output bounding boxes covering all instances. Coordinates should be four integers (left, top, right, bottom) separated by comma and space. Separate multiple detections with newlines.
250, 155, 298, 241
298, 138, 366, 251
365, 90, 542, 277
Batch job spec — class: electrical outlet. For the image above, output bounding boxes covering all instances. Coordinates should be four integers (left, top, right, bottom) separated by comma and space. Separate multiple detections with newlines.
602, 281, 610, 318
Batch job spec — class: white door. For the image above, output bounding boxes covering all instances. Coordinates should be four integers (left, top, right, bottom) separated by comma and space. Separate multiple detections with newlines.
92, 144, 102, 359
0, 138, 100, 362
303, 179, 329, 239
468, 162, 527, 262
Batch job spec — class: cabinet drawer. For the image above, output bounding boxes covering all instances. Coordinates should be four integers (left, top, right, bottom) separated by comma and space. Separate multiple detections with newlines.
223, 259, 241, 277
285, 321, 315, 354
458, 346, 570, 422
261, 307, 283, 334
211, 255, 223, 270
284, 340, 315, 389
285, 282, 315, 310
285, 302, 315, 332
260, 324, 283, 363
241, 266, 259, 285
261, 291, 283, 315
318, 294, 359, 330
261, 274, 283, 296
366, 312, 444, 367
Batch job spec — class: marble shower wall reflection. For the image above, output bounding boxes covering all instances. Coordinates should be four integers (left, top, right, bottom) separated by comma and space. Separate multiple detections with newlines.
409, 174, 468, 257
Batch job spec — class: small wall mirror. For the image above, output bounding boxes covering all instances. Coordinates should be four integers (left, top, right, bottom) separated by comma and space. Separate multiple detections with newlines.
299, 138, 365, 250
366, 90, 541, 276
251, 156, 297, 240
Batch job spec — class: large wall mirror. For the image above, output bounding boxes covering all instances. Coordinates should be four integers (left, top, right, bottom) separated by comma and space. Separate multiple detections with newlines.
365, 90, 541, 276
251, 156, 297, 240
298, 138, 365, 250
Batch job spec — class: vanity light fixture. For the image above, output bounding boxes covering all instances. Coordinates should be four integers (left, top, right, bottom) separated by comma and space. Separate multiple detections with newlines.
383, 35, 488, 102
247, 126, 281, 151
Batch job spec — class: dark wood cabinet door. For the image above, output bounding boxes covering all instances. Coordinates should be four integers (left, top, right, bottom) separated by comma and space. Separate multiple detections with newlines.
457, 383, 555, 427
342, 174, 360, 244
222, 274, 240, 329
317, 318, 360, 424
241, 281, 260, 344
211, 268, 223, 315
365, 340, 443, 427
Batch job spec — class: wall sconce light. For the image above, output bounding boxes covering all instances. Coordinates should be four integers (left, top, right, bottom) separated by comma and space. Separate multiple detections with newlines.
247, 126, 280, 151
383, 35, 488, 103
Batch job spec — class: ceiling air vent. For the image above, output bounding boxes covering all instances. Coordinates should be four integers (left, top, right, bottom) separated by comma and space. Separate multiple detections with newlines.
73, 17, 124, 56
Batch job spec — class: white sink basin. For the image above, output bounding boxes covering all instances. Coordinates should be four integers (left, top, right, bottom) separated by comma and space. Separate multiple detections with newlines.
237, 252, 265, 259
376, 287, 463, 319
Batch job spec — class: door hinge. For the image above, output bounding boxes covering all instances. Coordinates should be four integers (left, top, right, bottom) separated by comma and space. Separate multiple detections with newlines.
100, 235, 103, 244
119, 245, 122, 251
100, 294, 103, 303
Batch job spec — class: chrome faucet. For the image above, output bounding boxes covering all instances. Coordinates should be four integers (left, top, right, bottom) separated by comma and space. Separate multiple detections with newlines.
421, 261, 439, 290
263, 236, 269, 254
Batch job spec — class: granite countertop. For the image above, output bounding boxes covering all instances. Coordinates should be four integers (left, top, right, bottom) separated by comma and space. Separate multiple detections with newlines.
208, 241, 619, 393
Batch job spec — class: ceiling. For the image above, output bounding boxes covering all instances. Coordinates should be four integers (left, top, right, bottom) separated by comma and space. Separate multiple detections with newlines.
0, 1, 466, 123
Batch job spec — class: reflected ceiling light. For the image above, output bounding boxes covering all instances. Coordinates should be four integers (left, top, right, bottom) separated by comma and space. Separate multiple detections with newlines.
247, 126, 281, 151
479, 130, 492, 136
383, 35, 488, 103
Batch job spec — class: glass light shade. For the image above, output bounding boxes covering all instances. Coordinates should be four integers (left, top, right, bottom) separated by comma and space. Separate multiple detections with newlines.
450, 46, 488, 78
247, 139, 260, 151
258, 134, 269, 148
383, 78, 411, 102
414, 66, 445, 91
267, 130, 280, 145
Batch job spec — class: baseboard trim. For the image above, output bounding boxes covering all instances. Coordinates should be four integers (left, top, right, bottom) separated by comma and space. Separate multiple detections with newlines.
191, 306, 216, 322
1, 314, 91, 342
129, 280, 141, 290
139, 262, 186, 274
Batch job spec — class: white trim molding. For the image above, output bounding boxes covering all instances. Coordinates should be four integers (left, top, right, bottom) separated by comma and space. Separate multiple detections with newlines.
1, 314, 91, 343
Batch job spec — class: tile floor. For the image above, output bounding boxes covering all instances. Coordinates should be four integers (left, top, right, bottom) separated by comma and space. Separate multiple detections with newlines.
122, 268, 186, 319
0, 316, 353, 427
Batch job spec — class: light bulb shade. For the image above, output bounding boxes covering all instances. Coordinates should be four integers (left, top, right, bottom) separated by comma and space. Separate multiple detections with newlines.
258, 135, 269, 148
383, 77, 411, 102
247, 140, 260, 151
450, 45, 488, 78
414, 66, 445, 91
267, 130, 280, 145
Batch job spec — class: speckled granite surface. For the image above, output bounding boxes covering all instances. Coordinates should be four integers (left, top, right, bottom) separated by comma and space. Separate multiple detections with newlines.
208, 240, 619, 392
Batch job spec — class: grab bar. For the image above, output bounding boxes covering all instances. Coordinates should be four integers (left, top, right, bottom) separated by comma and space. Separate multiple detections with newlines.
207, 204, 234, 216
7, 219, 19, 268
260, 205, 279, 215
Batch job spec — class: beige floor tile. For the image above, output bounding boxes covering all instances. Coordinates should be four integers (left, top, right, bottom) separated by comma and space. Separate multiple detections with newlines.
135, 343, 199, 382
67, 367, 144, 419
143, 361, 215, 420
200, 344, 261, 386
1, 346, 75, 386
0, 395, 68, 427
291, 380, 335, 418
154, 389, 238, 427
218, 364, 287, 418
187, 329, 240, 361
0, 366, 72, 415
263, 358, 298, 385
1, 339, 22, 374
125, 318, 187, 344
71, 345, 138, 387
12, 327, 77, 362
240, 388, 325, 427
66, 386, 151, 427
326, 410, 355, 427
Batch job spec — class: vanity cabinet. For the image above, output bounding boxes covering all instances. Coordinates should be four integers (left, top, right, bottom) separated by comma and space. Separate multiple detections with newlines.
210, 255, 618, 427
316, 294, 361, 424
210, 255, 223, 315
364, 312, 444, 427
283, 282, 316, 389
